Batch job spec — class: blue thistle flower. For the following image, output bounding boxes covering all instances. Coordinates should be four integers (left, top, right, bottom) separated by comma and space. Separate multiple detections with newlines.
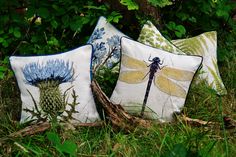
87, 27, 105, 43
23, 59, 74, 86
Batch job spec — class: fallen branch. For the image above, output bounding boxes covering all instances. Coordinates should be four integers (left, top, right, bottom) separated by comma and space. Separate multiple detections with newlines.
91, 79, 236, 132
180, 115, 216, 127
1, 79, 235, 141
0, 122, 51, 142
9, 121, 51, 138
91, 80, 152, 132
8, 121, 104, 138
0, 121, 104, 143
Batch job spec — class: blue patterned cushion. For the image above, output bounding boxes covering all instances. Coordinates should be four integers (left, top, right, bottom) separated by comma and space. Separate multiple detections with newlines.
87, 16, 128, 69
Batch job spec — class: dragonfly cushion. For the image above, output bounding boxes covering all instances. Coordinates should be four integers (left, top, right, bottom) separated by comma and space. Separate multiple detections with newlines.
87, 16, 128, 70
138, 21, 227, 95
10, 45, 100, 123
110, 37, 203, 122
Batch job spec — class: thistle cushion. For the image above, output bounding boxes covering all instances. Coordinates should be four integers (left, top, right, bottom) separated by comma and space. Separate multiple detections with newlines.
110, 37, 203, 122
10, 45, 100, 123
87, 16, 127, 69
138, 21, 227, 95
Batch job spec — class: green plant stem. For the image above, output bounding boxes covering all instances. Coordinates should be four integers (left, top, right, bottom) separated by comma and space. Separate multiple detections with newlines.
218, 96, 229, 157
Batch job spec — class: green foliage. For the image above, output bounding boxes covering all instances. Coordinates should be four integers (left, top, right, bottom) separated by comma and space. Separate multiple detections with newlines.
120, 0, 139, 10
0, 57, 13, 80
107, 11, 123, 23
1, 68, 236, 156
95, 66, 119, 97
148, 0, 173, 8
166, 21, 186, 38
0, 1, 235, 156
0, 65, 7, 79
160, 0, 236, 34
46, 131, 77, 156
0, 0, 235, 79
163, 143, 188, 157
157, 0, 236, 62
0, 0, 111, 57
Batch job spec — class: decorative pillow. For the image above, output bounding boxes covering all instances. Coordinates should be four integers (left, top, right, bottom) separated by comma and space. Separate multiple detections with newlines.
171, 32, 227, 95
10, 45, 100, 123
87, 16, 128, 69
138, 21, 184, 55
138, 21, 227, 95
110, 37, 203, 122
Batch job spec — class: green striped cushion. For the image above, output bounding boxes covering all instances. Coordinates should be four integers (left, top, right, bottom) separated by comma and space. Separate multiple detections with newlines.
138, 21, 227, 95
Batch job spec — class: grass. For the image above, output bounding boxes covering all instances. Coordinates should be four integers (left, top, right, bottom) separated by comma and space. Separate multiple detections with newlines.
0, 53, 235, 157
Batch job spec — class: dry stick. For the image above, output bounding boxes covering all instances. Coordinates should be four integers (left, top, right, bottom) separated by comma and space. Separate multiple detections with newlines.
90, 50, 224, 132
91, 78, 235, 131
92, 47, 117, 75
0, 122, 51, 142
91, 80, 151, 132
8, 121, 104, 138
180, 115, 217, 127
0, 122, 104, 143
0, 115, 230, 142
91, 79, 219, 131
9, 122, 51, 138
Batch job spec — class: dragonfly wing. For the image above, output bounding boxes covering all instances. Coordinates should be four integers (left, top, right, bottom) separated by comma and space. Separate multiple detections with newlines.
119, 71, 148, 84
160, 67, 194, 81
155, 75, 186, 98
122, 54, 147, 69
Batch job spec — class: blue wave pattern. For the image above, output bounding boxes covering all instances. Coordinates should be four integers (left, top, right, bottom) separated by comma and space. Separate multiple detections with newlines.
23, 59, 74, 86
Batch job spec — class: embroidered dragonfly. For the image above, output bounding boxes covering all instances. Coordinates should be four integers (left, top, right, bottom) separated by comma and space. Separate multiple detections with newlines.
119, 54, 195, 118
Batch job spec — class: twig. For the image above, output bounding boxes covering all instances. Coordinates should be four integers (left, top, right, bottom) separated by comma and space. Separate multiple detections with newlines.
0, 121, 104, 143
91, 78, 236, 132
180, 115, 216, 126
91, 80, 152, 132
93, 47, 117, 75
9, 121, 51, 138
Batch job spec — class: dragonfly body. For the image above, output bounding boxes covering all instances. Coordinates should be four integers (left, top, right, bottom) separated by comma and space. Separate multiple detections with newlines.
141, 57, 162, 117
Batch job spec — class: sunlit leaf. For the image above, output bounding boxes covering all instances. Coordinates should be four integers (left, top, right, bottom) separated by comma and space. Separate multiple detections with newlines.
13, 28, 21, 38
46, 132, 61, 145
120, 0, 139, 10
148, 0, 173, 8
